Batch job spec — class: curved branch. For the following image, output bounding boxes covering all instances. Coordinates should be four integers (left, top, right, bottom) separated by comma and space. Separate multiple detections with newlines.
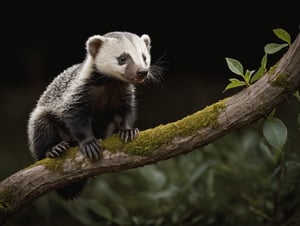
1, 33, 300, 224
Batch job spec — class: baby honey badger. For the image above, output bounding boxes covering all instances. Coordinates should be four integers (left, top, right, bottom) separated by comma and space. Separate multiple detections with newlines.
27, 31, 154, 199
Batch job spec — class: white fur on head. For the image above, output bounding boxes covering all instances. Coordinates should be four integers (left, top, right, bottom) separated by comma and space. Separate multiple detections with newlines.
141, 34, 151, 50
83, 32, 151, 82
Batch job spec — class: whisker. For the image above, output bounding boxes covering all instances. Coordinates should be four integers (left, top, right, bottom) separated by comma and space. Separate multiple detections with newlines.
142, 52, 168, 91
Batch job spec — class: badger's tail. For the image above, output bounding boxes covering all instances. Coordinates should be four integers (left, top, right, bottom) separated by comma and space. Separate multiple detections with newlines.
55, 179, 88, 200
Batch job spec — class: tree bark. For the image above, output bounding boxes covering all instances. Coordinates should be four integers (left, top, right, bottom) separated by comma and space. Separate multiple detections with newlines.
1, 33, 300, 225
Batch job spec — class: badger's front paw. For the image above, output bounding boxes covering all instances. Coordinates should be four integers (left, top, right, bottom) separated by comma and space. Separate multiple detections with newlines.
46, 141, 70, 158
119, 128, 139, 143
79, 139, 102, 160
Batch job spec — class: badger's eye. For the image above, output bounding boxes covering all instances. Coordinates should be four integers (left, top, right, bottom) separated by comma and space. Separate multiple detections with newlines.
142, 53, 147, 63
117, 53, 129, 65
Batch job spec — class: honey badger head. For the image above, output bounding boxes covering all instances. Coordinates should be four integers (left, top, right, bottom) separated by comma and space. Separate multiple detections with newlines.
86, 31, 151, 83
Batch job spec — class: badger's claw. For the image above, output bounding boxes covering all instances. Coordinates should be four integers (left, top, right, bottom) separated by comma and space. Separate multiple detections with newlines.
119, 128, 139, 143
79, 139, 102, 161
46, 141, 70, 158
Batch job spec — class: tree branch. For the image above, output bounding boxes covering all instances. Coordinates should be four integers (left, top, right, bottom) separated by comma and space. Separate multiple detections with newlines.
1, 33, 300, 225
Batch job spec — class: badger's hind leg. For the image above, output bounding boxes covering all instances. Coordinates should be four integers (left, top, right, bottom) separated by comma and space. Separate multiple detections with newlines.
28, 108, 86, 200
28, 108, 70, 160
56, 179, 88, 200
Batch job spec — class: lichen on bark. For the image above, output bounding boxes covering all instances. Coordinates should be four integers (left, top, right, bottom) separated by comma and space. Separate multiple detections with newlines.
0, 190, 13, 214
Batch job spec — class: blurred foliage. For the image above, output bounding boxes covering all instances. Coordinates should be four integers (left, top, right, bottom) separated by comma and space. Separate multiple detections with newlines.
64, 129, 291, 226
76, 129, 277, 226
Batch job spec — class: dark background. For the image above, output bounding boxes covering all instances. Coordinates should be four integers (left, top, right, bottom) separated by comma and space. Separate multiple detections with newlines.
0, 3, 298, 178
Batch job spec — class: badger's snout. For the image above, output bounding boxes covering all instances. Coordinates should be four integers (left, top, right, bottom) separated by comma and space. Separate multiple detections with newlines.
136, 69, 148, 80
124, 64, 149, 83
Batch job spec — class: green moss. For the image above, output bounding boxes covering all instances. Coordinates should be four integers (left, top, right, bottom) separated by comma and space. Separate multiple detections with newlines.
35, 158, 65, 172
102, 99, 227, 155
271, 73, 289, 88
0, 190, 13, 213
268, 63, 278, 75
267, 62, 290, 89
31, 147, 78, 172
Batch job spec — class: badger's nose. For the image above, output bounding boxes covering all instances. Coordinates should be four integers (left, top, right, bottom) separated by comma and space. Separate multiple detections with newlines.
136, 69, 148, 79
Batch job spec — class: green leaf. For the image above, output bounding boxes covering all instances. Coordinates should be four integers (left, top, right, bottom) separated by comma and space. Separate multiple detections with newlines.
223, 78, 246, 92
250, 54, 268, 84
189, 163, 210, 184
293, 90, 300, 102
207, 169, 215, 198
261, 54, 268, 69
259, 141, 275, 164
244, 69, 252, 84
250, 66, 265, 83
297, 113, 300, 130
264, 43, 289, 54
269, 108, 276, 117
140, 166, 166, 189
84, 200, 113, 221
273, 28, 291, 45
263, 117, 287, 150
225, 58, 244, 76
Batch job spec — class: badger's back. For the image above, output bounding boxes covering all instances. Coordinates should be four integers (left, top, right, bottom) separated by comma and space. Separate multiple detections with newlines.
37, 64, 82, 108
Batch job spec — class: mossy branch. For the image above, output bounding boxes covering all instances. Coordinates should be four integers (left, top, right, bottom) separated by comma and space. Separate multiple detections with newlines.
1, 33, 300, 225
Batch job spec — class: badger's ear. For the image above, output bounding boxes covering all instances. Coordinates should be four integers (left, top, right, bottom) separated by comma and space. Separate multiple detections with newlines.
141, 34, 151, 50
86, 35, 106, 58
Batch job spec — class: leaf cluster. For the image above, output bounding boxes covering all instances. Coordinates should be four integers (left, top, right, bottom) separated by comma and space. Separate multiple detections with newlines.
224, 29, 291, 92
